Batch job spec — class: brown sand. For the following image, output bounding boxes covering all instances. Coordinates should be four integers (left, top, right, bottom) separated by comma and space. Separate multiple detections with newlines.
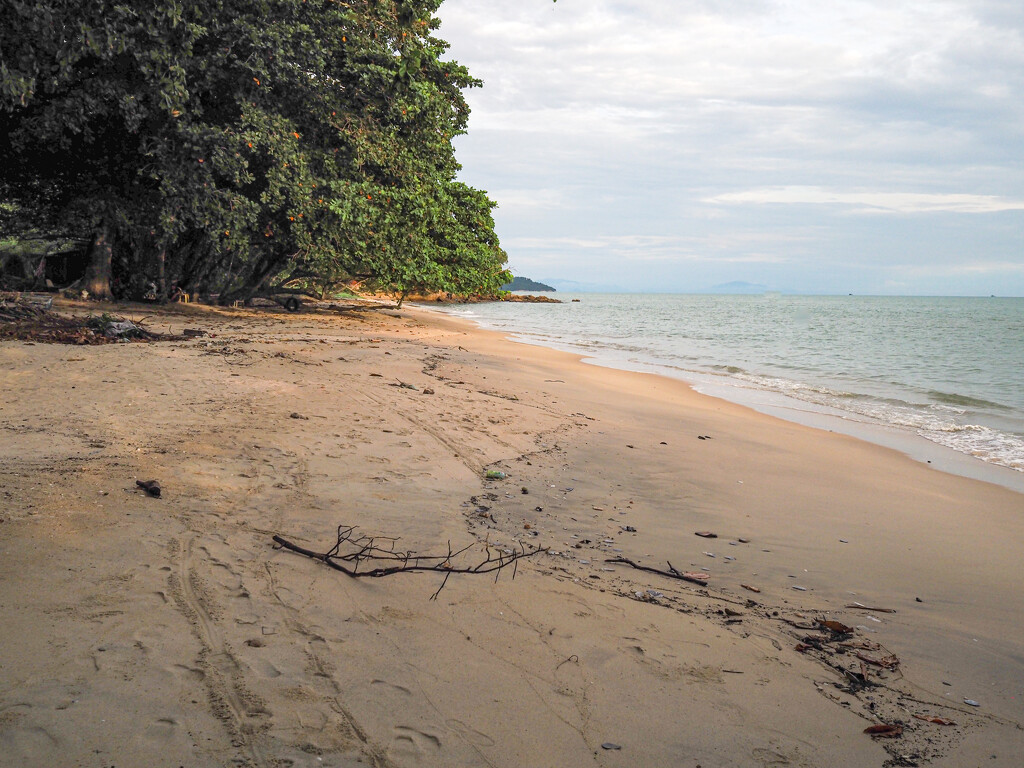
1, 299, 1022, 767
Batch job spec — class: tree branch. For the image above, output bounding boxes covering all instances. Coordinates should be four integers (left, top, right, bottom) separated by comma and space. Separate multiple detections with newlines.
605, 556, 709, 587
272, 525, 547, 599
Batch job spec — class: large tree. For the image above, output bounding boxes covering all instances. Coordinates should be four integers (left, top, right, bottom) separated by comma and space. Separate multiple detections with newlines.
0, 0, 508, 302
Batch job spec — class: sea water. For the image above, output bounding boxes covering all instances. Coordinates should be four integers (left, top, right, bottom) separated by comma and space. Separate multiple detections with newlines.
435, 294, 1024, 488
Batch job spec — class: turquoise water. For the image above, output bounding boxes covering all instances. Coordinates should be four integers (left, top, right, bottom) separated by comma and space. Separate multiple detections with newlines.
436, 294, 1024, 476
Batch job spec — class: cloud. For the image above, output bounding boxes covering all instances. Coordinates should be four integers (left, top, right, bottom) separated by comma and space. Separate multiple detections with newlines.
488, 188, 569, 211
706, 187, 1024, 213
503, 233, 804, 262
893, 260, 1024, 277
439, 0, 1024, 294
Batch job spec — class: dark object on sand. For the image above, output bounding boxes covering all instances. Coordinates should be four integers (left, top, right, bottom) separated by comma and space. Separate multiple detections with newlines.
605, 556, 708, 587
136, 479, 161, 497
817, 619, 855, 635
845, 603, 896, 613
273, 524, 547, 600
912, 714, 956, 726
1, 304, 171, 345
863, 724, 902, 738
695, 531, 717, 538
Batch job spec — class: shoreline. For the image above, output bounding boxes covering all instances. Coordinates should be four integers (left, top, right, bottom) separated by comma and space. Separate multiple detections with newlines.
426, 301, 1024, 494
2, 299, 1022, 767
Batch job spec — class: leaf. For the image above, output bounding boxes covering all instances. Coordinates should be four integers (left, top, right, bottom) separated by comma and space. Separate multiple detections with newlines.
863, 724, 903, 737
855, 652, 900, 669
912, 714, 956, 726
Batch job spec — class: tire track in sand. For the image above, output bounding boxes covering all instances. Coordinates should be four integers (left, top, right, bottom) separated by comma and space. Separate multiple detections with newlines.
167, 535, 270, 767
354, 385, 486, 477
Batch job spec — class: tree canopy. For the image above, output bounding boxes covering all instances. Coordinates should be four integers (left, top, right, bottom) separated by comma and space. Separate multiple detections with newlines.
0, 0, 509, 302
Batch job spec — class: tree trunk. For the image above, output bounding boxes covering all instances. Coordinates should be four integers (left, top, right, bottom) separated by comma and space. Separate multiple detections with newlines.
220, 252, 285, 305
83, 220, 113, 300
154, 246, 167, 302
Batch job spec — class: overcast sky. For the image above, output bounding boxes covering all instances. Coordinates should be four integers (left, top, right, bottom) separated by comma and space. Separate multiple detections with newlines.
438, 0, 1024, 295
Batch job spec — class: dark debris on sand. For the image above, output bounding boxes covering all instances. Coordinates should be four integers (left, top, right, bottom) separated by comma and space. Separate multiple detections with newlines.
1, 294, 181, 345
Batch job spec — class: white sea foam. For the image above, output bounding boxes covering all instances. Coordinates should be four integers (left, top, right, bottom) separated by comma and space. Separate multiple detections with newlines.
428, 294, 1024, 475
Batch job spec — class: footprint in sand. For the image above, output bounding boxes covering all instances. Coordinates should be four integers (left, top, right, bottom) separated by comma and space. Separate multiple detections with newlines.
0, 724, 59, 756
752, 747, 795, 766
445, 718, 495, 747
389, 726, 442, 760
141, 717, 179, 747
253, 658, 283, 679
171, 663, 205, 682
370, 679, 412, 696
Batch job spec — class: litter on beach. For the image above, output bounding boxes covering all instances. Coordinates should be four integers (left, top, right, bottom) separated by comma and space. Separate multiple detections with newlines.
863, 724, 903, 738
818, 620, 854, 634
913, 714, 957, 726
135, 479, 161, 497
847, 602, 896, 613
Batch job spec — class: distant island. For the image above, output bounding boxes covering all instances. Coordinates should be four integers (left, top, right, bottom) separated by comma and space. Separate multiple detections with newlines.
501, 276, 556, 292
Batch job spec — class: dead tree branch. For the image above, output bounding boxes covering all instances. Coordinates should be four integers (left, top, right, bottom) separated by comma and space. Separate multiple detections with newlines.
605, 556, 709, 587
272, 525, 547, 599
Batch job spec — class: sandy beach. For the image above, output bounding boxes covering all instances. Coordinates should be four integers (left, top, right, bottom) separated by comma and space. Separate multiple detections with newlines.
1, 298, 1022, 767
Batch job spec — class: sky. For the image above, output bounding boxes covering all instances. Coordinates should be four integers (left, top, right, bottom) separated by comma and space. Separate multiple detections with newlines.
437, 0, 1024, 295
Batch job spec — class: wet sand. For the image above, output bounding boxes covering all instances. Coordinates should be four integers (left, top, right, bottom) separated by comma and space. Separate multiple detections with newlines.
1, 298, 1021, 767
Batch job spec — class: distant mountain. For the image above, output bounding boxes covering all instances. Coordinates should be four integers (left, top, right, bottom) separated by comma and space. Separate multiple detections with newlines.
501, 276, 556, 292
709, 281, 770, 294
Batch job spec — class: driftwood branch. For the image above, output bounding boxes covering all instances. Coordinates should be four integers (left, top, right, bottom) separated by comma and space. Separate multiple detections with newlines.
272, 525, 547, 599
605, 556, 709, 587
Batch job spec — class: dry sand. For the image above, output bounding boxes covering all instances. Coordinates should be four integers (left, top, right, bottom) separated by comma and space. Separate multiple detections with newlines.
1, 298, 1022, 767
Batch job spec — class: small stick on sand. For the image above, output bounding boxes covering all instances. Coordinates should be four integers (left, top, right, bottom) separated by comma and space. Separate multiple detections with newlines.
604, 556, 709, 587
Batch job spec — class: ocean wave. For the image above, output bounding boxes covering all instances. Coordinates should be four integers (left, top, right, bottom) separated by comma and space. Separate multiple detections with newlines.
432, 295, 1024, 474
920, 426, 1024, 472
926, 390, 1010, 410
707, 371, 1024, 468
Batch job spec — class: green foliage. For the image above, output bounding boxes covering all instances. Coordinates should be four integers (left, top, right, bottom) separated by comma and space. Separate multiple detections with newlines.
0, 0, 507, 301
